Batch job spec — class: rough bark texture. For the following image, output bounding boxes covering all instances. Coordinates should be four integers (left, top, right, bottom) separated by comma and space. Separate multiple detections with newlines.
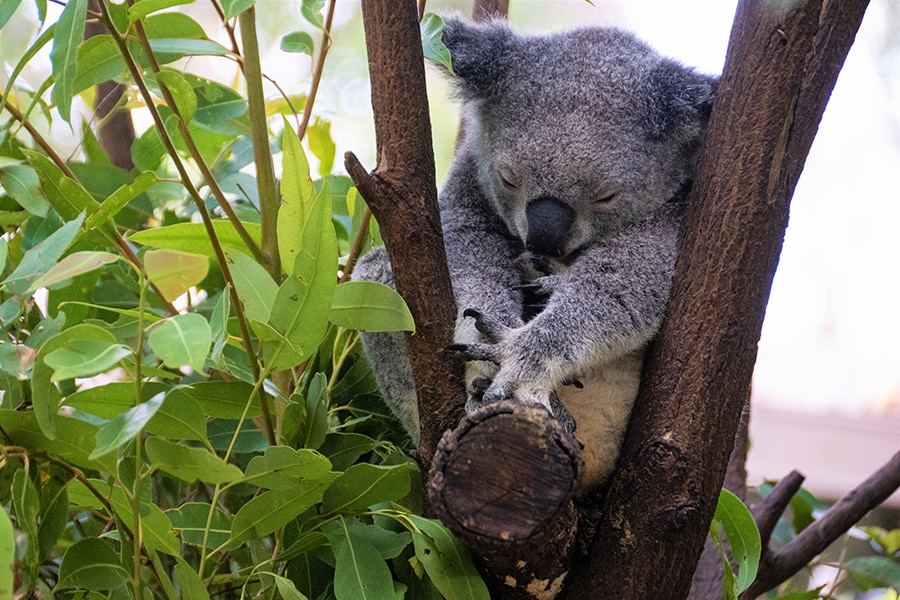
428, 402, 582, 599
564, 1, 869, 598
345, 0, 465, 464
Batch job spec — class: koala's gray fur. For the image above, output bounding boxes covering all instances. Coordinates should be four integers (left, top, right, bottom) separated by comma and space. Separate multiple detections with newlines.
354, 16, 716, 491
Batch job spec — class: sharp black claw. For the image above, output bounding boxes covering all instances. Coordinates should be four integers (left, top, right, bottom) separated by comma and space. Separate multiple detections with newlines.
447, 343, 469, 353
512, 282, 543, 292
462, 308, 482, 320
563, 377, 584, 389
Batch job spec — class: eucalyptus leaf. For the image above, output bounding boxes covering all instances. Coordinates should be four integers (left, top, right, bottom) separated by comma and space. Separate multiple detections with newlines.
129, 221, 262, 259
91, 392, 165, 458
43, 338, 131, 381
334, 532, 396, 600
330, 281, 414, 332
56, 538, 129, 591
148, 313, 212, 372
230, 478, 333, 541
278, 117, 316, 273
712, 488, 761, 595
145, 437, 243, 484
27, 251, 119, 293
49, 0, 88, 122
144, 248, 209, 302
280, 31, 314, 55
0, 506, 14, 598
407, 515, 489, 600
321, 463, 416, 516
421, 13, 452, 74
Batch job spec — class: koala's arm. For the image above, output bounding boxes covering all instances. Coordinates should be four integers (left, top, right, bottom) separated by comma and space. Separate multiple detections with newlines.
440, 154, 526, 338
463, 203, 684, 407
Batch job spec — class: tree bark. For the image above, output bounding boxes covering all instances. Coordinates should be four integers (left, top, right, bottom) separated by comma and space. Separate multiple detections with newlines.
345, 0, 465, 465
428, 402, 582, 599
565, 1, 869, 598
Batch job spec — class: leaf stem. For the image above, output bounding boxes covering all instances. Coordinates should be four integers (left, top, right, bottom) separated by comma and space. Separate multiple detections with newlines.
296, 0, 337, 141
238, 7, 280, 277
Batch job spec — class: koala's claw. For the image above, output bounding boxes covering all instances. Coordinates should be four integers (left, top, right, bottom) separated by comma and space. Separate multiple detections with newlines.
562, 376, 584, 389
448, 342, 501, 364
462, 308, 509, 341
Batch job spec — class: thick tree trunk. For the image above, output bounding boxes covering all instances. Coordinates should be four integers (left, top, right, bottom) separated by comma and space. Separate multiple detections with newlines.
565, 0, 869, 597
345, 0, 465, 465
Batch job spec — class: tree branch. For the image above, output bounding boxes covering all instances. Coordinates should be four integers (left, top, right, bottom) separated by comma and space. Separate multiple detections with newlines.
564, 1, 870, 597
751, 470, 805, 550
743, 452, 900, 598
345, 0, 464, 464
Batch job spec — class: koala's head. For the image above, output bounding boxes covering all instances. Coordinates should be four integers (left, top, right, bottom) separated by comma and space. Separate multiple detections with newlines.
440, 16, 718, 259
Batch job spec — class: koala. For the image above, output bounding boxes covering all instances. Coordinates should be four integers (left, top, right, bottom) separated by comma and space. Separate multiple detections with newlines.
353, 16, 716, 492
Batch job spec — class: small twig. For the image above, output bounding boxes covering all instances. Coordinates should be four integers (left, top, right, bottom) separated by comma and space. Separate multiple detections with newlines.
750, 470, 805, 549
296, 0, 337, 141
338, 208, 372, 284
742, 451, 900, 598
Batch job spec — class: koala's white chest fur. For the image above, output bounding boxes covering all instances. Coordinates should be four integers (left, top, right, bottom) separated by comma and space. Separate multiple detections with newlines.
558, 351, 643, 493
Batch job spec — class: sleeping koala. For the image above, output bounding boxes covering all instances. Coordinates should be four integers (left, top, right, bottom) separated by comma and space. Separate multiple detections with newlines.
354, 16, 716, 492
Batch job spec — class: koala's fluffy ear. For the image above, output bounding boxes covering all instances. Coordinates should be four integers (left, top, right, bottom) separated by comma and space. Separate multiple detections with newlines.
440, 15, 512, 98
643, 60, 719, 142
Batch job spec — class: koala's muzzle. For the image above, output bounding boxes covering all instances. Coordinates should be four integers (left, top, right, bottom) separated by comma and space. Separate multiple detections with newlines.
525, 196, 574, 257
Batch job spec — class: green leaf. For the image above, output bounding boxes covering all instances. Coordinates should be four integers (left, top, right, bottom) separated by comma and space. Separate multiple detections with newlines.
280, 30, 314, 55
407, 515, 489, 600
148, 313, 212, 372
1, 213, 83, 296
267, 190, 337, 366
169, 381, 261, 419
278, 117, 317, 274
230, 478, 334, 541
127, 0, 192, 22
421, 13, 452, 74
128, 220, 262, 259
243, 445, 332, 490
308, 117, 335, 176
148, 37, 229, 57
221, 0, 254, 19
32, 323, 115, 437
300, 0, 325, 29
167, 502, 233, 550
335, 519, 411, 560
0, 506, 14, 599
145, 437, 243, 484
156, 67, 197, 123
12, 469, 40, 572
844, 555, 900, 590
318, 433, 378, 471
298, 372, 329, 449
27, 251, 119, 292
0, 411, 116, 473
334, 531, 396, 600
43, 338, 132, 381
173, 556, 211, 600
330, 281, 414, 332
91, 391, 165, 458
322, 463, 416, 516
73, 35, 125, 94
712, 488, 761, 595
38, 478, 68, 562
0, 164, 48, 216
0, 0, 23, 29
67, 478, 179, 555
145, 248, 209, 302
142, 12, 205, 39
210, 287, 231, 367
224, 248, 277, 323
272, 575, 308, 600
56, 538, 129, 590
49, 0, 88, 122
24, 151, 100, 222
860, 526, 900, 555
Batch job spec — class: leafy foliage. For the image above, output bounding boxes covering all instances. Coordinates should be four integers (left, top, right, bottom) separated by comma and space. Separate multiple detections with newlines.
0, 1, 481, 598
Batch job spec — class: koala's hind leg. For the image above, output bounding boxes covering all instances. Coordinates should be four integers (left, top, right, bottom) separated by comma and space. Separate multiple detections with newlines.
352, 248, 420, 443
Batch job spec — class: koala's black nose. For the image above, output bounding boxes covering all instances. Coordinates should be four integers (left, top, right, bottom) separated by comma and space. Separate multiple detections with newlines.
525, 196, 574, 257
